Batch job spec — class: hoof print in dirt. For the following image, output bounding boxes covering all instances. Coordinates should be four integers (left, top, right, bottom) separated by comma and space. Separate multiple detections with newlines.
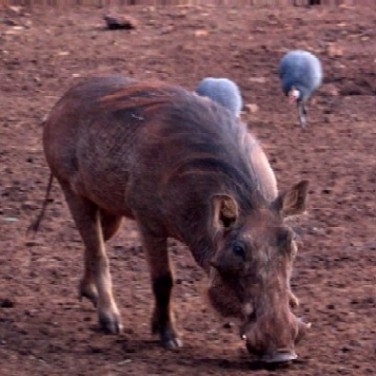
103, 14, 138, 30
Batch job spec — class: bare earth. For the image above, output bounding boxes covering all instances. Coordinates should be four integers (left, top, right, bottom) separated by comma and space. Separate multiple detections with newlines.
0, 3, 375, 376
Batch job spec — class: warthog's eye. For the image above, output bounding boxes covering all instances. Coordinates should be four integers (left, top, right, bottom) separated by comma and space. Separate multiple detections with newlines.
232, 243, 246, 260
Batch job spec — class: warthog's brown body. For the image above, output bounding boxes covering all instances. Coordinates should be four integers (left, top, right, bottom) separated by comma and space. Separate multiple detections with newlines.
41, 76, 310, 363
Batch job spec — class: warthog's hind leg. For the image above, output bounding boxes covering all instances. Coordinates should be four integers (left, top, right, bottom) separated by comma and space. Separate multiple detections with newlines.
80, 209, 122, 306
60, 182, 122, 334
79, 210, 122, 307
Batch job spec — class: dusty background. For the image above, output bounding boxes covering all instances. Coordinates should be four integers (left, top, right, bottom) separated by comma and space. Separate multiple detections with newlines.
0, 2, 375, 375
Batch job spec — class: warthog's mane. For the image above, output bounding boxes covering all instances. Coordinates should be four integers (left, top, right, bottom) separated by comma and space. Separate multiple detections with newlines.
100, 82, 268, 212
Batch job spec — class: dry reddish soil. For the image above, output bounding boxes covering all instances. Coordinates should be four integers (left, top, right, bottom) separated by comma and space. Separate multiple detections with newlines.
0, 3, 375, 376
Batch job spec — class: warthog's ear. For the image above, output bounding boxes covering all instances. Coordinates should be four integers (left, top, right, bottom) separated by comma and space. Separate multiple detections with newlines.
211, 194, 239, 230
273, 180, 309, 217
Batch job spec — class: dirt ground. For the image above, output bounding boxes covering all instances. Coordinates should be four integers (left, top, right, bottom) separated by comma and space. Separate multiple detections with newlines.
0, 2, 375, 376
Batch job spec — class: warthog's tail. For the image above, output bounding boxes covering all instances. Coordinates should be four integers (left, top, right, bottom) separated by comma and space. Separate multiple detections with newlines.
27, 173, 54, 236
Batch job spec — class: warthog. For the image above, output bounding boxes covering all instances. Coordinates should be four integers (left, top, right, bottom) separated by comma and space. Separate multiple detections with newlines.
36, 76, 310, 363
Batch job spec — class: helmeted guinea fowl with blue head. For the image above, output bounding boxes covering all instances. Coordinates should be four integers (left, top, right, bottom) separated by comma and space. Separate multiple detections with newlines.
196, 77, 243, 118
278, 50, 323, 128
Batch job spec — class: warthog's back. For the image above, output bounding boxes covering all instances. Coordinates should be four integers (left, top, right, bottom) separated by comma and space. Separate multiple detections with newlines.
43, 76, 277, 237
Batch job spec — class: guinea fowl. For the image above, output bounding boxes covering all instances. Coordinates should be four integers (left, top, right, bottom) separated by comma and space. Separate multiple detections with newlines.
278, 50, 323, 127
196, 77, 243, 118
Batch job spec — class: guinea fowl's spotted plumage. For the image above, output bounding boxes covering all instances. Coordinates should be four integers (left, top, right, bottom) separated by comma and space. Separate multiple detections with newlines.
196, 77, 243, 118
278, 50, 323, 127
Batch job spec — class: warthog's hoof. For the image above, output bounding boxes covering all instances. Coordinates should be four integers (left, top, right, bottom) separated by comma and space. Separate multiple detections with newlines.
152, 321, 182, 350
99, 311, 123, 334
161, 335, 183, 350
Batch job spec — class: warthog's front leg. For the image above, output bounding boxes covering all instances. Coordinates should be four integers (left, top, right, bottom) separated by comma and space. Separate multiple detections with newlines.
60, 182, 122, 334
138, 223, 182, 350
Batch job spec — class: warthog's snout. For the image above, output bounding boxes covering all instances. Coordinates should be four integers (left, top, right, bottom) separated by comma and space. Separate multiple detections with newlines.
244, 313, 311, 363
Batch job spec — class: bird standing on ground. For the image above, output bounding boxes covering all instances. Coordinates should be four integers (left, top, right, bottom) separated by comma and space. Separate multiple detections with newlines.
196, 77, 243, 118
278, 50, 323, 128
